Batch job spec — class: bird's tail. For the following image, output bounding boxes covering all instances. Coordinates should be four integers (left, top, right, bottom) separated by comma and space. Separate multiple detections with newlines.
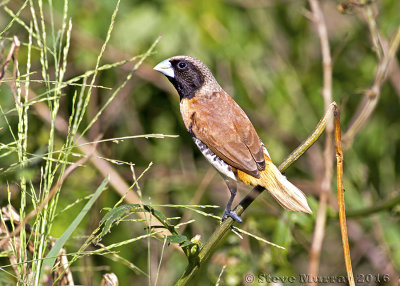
237, 155, 312, 214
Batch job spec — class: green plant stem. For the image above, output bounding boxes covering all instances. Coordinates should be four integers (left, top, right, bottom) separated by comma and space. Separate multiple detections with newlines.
175, 103, 337, 285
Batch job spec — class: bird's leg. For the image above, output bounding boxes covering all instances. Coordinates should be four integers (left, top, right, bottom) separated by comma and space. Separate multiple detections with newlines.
222, 179, 242, 223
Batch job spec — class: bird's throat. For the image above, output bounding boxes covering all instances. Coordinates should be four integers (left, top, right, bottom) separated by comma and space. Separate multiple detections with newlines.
167, 76, 202, 101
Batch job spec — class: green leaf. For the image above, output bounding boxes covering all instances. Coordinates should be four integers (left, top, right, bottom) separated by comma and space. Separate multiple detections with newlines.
99, 204, 137, 238
144, 205, 167, 222
167, 235, 187, 244
100, 204, 139, 225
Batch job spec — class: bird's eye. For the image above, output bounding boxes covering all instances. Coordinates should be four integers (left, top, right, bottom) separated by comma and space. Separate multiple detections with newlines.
178, 61, 187, 69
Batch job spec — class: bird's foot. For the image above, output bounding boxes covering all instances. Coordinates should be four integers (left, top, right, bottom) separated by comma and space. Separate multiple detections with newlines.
222, 209, 242, 223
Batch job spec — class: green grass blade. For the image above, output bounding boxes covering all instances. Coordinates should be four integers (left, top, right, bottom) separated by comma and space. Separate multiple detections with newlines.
39, 177, 109, 280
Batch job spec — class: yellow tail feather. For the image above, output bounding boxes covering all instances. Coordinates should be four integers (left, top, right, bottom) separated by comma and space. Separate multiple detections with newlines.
237, 156, 312, 214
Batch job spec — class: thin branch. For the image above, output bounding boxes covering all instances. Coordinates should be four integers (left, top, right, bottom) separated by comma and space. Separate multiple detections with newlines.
307, 0, 334, 283
0, 37, 21, 109
0, 36, 20, 83
334, 107, 355, 286
343, 27, 400, 146
362, 4, 383, 60
389, 57, 400, 100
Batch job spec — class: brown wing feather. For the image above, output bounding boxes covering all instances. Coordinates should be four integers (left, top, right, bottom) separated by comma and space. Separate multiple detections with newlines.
186, 91, 264, 177
232, 112, 265, 169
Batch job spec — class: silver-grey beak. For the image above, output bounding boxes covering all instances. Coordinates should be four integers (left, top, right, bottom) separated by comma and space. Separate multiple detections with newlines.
153, 58, 174, 78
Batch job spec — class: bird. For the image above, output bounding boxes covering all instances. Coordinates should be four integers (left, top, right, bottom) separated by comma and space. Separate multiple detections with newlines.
154, 56, 312, 223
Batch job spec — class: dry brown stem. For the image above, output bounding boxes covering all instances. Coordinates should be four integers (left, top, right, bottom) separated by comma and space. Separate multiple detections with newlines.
334, 108, 354, 285
307, 0, 334, 283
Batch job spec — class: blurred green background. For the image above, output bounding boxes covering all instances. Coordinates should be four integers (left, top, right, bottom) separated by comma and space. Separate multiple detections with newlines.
1, 0, 399, 285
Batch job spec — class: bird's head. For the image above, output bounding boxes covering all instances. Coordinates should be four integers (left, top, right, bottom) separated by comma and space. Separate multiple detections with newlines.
154, 56, 220, 100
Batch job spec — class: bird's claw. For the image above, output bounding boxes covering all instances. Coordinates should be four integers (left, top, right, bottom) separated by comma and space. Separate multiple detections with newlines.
222, 209, 242, 223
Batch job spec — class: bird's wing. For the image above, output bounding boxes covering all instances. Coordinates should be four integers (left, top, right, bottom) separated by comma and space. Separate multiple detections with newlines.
190, 92, 264, 177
